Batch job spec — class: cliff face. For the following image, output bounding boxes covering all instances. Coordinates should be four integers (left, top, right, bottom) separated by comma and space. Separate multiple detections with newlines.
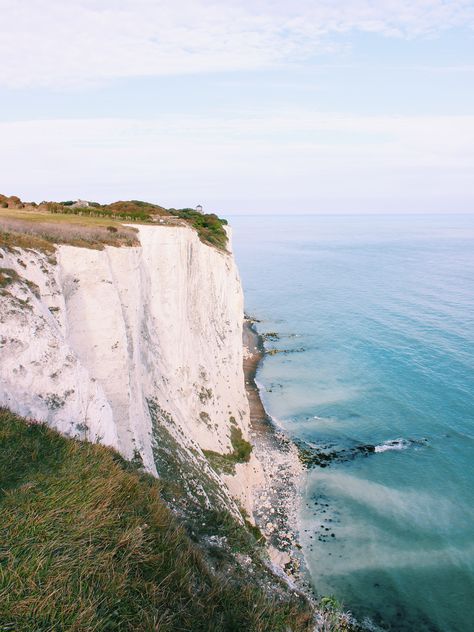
0, 224, 260, 515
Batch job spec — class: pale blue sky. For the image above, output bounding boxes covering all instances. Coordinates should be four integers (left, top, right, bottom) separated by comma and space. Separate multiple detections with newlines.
1, 1, 473, 214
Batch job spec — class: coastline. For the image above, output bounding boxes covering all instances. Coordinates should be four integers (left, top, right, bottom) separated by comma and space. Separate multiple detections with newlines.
243, 317, 307, 583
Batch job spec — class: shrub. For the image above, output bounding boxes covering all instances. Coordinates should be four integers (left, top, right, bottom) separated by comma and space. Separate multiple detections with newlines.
170, 208, 228, 250
230, 426, 252, 462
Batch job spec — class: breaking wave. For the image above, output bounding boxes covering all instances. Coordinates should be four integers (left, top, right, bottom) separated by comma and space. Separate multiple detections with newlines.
375, 438, 428, 453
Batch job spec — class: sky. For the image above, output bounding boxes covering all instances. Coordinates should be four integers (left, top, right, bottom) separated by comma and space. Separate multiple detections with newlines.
1, 0, 474, 214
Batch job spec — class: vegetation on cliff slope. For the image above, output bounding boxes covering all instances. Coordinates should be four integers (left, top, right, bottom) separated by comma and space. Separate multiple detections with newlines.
0, 409, 314, 632
0, 194, 228, 251
203, 426, 253, 475
168, 207, 228, 250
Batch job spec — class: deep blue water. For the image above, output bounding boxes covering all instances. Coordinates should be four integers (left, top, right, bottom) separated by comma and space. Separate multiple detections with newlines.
230, 214, 474, 632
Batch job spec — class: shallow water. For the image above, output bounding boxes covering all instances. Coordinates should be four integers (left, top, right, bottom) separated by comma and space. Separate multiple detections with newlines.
230, 214, 474, 632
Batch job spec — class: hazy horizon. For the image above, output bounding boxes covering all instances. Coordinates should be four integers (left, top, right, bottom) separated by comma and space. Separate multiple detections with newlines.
1, 1, 473, 215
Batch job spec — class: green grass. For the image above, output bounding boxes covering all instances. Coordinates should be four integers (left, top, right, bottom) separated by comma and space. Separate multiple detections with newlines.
204, 427, 253, 475
0, 408, 314, 632
45, 200, 167, 223
0, 208, 132, 227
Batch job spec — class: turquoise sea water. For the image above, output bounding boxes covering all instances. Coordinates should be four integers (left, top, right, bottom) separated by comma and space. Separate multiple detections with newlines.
230, 214, 474, 632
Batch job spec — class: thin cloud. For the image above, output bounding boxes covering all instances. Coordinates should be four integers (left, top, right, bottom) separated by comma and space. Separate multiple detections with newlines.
2, 112, 473, 211
1, 0, 473, 88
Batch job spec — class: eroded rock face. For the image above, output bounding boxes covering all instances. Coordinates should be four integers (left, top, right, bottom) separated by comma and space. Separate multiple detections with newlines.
0, 224, 257, 515
0, 249, 118, 449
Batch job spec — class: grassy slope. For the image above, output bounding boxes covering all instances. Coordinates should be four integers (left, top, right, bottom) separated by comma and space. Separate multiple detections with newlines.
0, 409, 313, 632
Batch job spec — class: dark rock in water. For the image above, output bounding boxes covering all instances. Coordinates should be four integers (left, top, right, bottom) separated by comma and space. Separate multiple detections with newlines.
358, 444, 376, 455
262, 331, 280, 341
246, 315, 261, 323
296, 436, 428, 469
266, 347, 306, 356
295, 438, 377, 468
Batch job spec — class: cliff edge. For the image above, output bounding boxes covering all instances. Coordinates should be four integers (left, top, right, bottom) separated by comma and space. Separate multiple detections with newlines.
0, 221, 265, 520
0, 200, 359, 631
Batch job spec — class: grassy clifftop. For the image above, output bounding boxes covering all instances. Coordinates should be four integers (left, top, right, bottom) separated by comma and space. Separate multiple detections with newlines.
0, 409, 313, 632
0, 194, 228, 251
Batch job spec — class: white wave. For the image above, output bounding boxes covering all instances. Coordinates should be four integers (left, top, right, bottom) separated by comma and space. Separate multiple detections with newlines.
374, 438, 410, 453
374, 437, 428, 453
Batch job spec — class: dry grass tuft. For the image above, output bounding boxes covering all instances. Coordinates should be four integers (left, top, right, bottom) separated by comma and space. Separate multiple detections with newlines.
0, 216, 139, 253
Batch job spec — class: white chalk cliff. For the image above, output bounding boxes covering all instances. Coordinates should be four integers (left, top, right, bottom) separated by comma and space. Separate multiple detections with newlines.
0, 224, 262, 515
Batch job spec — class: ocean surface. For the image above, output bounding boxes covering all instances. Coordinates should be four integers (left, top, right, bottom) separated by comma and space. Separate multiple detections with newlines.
230, 214, 474, 632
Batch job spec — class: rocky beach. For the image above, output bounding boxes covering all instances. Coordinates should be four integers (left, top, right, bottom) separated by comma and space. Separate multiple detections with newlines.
243, 318, 307, 581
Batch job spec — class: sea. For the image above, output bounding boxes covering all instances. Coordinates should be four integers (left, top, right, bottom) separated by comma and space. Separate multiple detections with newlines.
230, 214, 474, 632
